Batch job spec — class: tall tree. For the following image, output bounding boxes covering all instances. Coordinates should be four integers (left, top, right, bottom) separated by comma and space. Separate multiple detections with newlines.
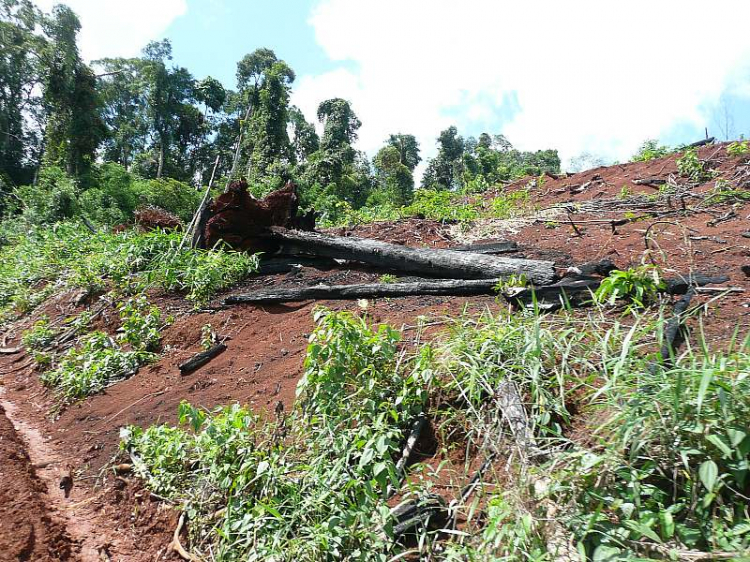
386, 133, 421, 171
288, 105, 318, 164
373, 144, 414, 205
0, 0, 45, 185
139, 39, 197, 179
422, 125, 464, 190
41, 4, 105, 178
96, 57, 148, 170
244, 60, 295, 184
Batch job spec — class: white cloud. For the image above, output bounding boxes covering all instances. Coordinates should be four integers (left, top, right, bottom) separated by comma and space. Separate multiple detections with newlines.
34, 0, 187, 61
293, 0, 750, 169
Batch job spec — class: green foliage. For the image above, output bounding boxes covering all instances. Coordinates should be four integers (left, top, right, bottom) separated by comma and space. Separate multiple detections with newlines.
676, 148, 715, 183
550, 343, 750, 557
117, 295, 164, 352
379, 274, 397, 284
403, 189, 481, 222
594, 266, 665, 309
632, 139, 674, 162
41, 331, 148, 402
21, 317, 56, 350
0, 224, 258, 325
727, 140, 750, 158
122, 309, 428, 560
489, 188, 530, 219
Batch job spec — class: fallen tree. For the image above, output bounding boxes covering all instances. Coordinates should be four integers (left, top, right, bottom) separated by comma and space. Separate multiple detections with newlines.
269, 228, 556, 284
225, 278, 502, 304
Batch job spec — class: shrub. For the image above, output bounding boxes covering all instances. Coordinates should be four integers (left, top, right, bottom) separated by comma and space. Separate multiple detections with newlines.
632, 140, 673, 162
594, 265, 665, 310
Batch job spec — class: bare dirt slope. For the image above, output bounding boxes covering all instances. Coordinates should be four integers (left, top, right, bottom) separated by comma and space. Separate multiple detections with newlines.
1, 142, 749, 559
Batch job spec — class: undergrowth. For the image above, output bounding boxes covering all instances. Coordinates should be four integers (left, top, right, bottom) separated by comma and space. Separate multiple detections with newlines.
0, 222, 259, 323
122, 309, 428, 561
119, 296, 750, 561
38, 295, 166, 404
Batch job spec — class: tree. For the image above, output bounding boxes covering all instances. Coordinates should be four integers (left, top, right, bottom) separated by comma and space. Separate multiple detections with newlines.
373, 144, 413, 205
317, 98, 361, 151
289, 106, 319, 164
386, 133, 420, 171
41, 4, 106, 178
244, 60, 295, 185
139, 39, 198, 179
422, 126, 464, 190
0, 0, 45, 185
96, 57, 148, 170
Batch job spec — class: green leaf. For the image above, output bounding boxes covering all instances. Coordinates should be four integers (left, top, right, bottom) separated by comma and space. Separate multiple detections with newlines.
699, 459, 718, 491
706, 434, 733, 458
623, 520, 662, 543
659, 510, 675, 540
696, 369, 714, 413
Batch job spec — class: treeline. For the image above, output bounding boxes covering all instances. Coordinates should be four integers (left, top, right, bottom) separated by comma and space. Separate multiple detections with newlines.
0, 0, 560, 227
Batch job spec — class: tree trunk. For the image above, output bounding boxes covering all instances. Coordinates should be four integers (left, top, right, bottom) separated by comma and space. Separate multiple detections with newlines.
225, 278, 503, 304
270, 228, 556, 284
157, 138, 165, 179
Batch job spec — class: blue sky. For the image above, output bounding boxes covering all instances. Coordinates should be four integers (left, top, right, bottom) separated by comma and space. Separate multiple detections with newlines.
36, 0, 750, 170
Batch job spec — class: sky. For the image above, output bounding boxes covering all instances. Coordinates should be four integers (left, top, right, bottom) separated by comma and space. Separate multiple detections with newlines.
34, 0, 750, 172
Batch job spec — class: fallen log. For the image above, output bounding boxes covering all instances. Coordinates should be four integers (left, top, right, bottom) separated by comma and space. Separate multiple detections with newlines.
255, 256, 338, 276
664, 273, 729, 295
502, 278, 602, 310
178, 343, 227, 375
660, 289, 695, 365
270, 228, 556, 284
225, 278, 501, 304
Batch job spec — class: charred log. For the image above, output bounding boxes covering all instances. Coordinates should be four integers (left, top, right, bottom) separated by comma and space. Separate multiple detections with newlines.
225, 278, 502, 305
269, 228, 556, 284
178, 343, 227, 375
202, 180, 314, 252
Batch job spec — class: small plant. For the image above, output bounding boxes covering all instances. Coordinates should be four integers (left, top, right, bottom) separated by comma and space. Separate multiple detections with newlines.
378, 273, 398, 284
594, 265, 665, 309
618, 185, 632, 199
117, 295, 164, 352
21, 317, 56, 351
544, 220, 561, 229
41, 331, 150, 403
632, 139, 673, 162
493, 274, 529, 294
727, 140, 750, 158
677, 148, 715, 182
200, 323, 216, 350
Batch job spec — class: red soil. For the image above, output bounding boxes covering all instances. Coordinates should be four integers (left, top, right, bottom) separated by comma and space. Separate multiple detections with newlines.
1, 142, 748, 559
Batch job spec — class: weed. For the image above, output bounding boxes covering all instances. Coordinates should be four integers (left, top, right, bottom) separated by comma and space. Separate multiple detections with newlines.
677, 148, 715, 183
727, 140, 750, 158
41, 332, 149, 403
632, 140, 674, 162
594, 265, 664, 310
21, 317, 56, 351
379, 273, 398, 284
122, 309, 428, 561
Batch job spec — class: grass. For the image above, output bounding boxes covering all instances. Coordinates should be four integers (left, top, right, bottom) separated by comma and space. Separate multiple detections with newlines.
119, 303, 750, 560
0, 222, 259, 324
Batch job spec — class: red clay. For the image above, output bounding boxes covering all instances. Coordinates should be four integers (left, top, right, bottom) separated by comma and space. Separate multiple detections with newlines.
1, 143, 749, 558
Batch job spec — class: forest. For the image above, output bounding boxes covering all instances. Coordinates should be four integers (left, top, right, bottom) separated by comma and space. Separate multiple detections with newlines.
1, 0, 560, 229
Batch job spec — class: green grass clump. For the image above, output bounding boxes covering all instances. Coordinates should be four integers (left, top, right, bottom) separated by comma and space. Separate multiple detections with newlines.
548, 340, 750, 558
0, 223, 259, 321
